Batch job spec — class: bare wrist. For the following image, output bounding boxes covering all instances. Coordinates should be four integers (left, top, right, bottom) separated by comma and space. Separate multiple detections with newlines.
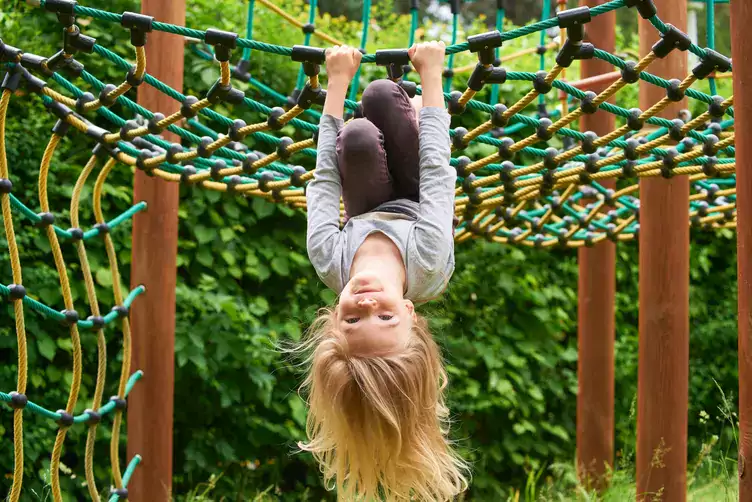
328, 76, 351, 88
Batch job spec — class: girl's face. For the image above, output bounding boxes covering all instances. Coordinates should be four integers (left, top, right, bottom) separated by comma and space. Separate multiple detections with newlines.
336, 272, 416, 356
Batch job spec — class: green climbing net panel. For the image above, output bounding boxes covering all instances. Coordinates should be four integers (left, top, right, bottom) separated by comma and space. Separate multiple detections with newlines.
0, 0, 735, 499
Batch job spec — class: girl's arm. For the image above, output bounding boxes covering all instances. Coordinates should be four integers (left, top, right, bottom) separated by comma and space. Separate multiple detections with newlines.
305, 47, 361, 289
409, 43, 455, 273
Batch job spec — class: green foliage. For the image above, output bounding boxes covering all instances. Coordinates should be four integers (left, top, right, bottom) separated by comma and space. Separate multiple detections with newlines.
0, 0, 740, 500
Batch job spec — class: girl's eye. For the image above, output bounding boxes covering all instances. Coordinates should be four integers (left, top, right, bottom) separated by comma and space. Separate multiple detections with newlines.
345, 318, 360, 324
379, 315, 393, 321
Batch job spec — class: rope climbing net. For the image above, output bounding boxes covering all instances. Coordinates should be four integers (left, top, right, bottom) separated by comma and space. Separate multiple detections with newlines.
0, 0, 735, 499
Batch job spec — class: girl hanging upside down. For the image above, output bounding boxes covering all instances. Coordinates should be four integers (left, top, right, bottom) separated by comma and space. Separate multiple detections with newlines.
297, 41, 469, 501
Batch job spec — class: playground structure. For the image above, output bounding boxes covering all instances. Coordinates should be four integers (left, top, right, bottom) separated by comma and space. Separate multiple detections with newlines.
0, 0, 748, 501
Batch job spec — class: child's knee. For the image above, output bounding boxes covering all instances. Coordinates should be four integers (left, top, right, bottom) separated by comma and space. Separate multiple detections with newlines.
338, 118, 382, 155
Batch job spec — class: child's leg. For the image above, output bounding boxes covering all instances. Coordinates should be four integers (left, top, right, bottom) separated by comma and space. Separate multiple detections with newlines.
336, 118, 394, 218
361, 80, 420, 203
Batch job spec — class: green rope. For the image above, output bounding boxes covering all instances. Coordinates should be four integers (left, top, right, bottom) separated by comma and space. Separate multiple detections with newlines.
348, 0, 372, 102
242, 0, 255, 61
408, 7, 419, 48
538, 0, 551, 106
705, 0, 717, 95
295, 0, 318, 90
109, 455, 142, 502
491, 7, 505, 105
444, 11, 460, 93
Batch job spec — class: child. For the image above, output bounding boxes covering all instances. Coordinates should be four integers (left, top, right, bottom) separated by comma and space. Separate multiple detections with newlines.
299, 42, 468, 501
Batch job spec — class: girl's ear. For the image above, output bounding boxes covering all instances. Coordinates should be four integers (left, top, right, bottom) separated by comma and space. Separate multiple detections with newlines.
405, 300, 416, 320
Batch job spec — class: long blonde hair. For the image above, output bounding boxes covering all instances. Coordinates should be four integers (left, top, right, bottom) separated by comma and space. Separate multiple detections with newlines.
294, 308, 469, 501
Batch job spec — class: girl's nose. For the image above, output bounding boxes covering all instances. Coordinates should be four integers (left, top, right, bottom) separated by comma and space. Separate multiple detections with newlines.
358, 298, 377, 309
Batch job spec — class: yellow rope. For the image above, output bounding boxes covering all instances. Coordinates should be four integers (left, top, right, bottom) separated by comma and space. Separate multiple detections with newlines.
255, 0, 345, 46
70, 153, 106, 502
94, 158, 132, 489
1, 87, 28, 502
39, 134, 83, 502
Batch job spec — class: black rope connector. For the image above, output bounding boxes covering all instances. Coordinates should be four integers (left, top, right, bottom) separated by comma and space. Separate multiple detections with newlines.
543, 147, 559, 170
63, 57, 84, 78
708, 95, 726, 118
226, 175, 242, 193
242, 152, 259, 174
702, 134, 719, 156
467, 30, 503, 65
581, 131, 599, 154
180, 96, 200, 118
197, 136, 214, 159
1, 67, 23, 93
126, 65, 145, 87
36, 212, 56, 228
232, 58, 251, 82
84, 409, 101, 425
579, 91, 599, 115
87, 315, 105, 330
75, 92, 95, 114
652, 24, 691, 59
536, 118, 553, 141
147, 113, 166, 134
98, 83, 118, 107
536, 45, 547, 56
210, 160, 226, 181
7, 284, 26, 301
66, 227, 85, 241
467, 63, 493, 92
290, 166, 307, 187
622, 160, 637, 178
267, 107, 286, 130
399, 80, 417, 98
45, 0, 77, 26
136, 150, 155, 175
668, 118, 685, 141
205, 28, 238, 62
452, 127, 468, 150
276, 137, 294, 160
692, 48, 732, 80
556, 39, 594, 68
56, 410, 74, 427
625, 0, 657, 19
20, 53, 53, 76
121, 11, 154, 47
660, 148, 678, 178
85, 125, 109, 144
9, 392, 27, 410
557, 6, 591, 43
228, 119, 247, 142
462, 173, 478, 194
447, 90, 465, 115
23, 68, 47, 95
179, 165, 197, 184
52, 119, 70, 137
63, 25, 96, 55
375, 49, 410, 80
626, 108, 644, 131
0, 177, 11, 194
454, 156, 471, 177
258, 171, 275, 192
61, 309, 79, 325
620, 60, 640, 84
302, 23, 316, 35
119, 120, 139, 140
532, 70, 552, 94
93, 222, 109, 237
0, 40, 22, 64
110, 488, 128, 500
498, 137, 515, 160
442, 68, 454, 79
297, 83, 326, 109
291, 45, 327, 64
703, 157, 718, 177
110, 396, 127, 410
666, 79, 684, 102
585, 153, 600, 174
491, 104, 508, 127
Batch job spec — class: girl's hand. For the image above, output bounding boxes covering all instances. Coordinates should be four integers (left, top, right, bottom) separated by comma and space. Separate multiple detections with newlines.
326, 45, 362, 87
408, 41, 446, 78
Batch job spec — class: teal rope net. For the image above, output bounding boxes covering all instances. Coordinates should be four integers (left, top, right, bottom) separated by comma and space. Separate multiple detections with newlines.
0, 0, 737, 498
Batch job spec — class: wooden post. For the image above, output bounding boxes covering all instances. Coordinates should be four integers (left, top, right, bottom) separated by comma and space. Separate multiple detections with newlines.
127, 0, 185, 500
576, 0, 616, 491
636, 1, 689, 501
730, 1, 752, 499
